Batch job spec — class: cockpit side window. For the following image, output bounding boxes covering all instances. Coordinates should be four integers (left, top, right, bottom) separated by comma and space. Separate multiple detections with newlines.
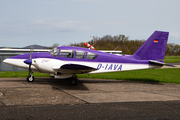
86, 52, 98, 60
50, 48, 59, 57
59, 50, 74, 58
75, 51, 86, 59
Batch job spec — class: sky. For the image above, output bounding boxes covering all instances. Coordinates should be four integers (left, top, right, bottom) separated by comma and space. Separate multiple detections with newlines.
0, 0, 179, 47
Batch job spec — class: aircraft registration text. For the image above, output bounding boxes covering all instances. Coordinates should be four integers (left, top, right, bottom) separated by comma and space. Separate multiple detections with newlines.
97, 63, 122, 71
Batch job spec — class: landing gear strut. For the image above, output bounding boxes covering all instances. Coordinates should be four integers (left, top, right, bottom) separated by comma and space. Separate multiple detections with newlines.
27, 64, 34, 82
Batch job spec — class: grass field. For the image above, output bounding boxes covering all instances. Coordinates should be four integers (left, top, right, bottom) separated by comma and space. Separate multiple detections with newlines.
0, 68, 180, 84
164, 56, 180, 63
0, 71, 50, 78
77, 68, 180, 84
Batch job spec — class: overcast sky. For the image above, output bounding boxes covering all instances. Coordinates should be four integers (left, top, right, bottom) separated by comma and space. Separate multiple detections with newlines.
0, 0, 179, 47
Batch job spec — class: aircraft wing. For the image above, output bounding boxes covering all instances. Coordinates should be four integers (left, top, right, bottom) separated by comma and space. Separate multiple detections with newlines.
52, 63, 98, 73
61, 64, 97, 70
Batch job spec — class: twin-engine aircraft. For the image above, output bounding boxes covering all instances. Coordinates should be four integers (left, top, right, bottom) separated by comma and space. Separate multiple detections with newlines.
3, 31, 174, 85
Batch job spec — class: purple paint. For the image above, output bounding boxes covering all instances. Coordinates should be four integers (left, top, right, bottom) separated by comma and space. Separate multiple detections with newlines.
133, 31, 169, 60
8, 31, 170, 66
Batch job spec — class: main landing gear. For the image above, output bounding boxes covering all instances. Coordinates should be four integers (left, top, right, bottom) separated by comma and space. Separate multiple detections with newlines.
68, 77, 78, 86
26, 69, 77, 86
68, 74, 78, 86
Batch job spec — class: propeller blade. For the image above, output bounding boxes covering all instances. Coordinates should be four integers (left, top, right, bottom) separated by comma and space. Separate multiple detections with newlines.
30, 52, 32, 59
30, 45, 34, 59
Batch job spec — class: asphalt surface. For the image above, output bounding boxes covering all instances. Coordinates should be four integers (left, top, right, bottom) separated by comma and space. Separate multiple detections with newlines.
1, 101, 180, 120
0, 77, 180, 119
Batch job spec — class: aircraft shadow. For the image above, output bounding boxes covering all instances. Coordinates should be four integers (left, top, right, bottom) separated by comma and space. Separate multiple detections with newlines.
0, 77, 163, 91
0, 78, 89, 90
33, 78, 90, 91
122, 78, 164, 85
79, 78, 164, 85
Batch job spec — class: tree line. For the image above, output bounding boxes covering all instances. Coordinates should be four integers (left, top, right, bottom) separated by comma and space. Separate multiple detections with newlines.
66, 34, 180, 56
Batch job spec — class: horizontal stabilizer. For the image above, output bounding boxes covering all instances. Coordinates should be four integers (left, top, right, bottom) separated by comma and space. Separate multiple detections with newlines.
149, 60, 176, 67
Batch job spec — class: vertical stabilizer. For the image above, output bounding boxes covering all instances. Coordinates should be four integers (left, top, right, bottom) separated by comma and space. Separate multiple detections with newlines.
133, 31, 169, 60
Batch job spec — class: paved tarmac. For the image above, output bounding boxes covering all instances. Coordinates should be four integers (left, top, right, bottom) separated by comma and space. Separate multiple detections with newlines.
0, 77, 180, 119
0, 101, 180, 120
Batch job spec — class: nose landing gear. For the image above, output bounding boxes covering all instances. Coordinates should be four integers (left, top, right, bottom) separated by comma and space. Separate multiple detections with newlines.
27, 65, 34, 82
27, 75, 34, 82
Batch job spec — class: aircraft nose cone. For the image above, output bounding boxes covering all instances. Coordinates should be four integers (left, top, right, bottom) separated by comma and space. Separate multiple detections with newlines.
3, 58, 19, 66
3, 58, 11, 64
24, 59, 32, 65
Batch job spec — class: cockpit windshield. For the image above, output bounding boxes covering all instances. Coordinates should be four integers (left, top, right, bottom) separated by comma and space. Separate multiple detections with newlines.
50, 48, 98, 59
49, 48, 59, 57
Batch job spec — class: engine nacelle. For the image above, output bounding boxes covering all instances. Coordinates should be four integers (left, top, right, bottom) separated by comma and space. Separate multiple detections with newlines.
54, 74, 73, 79
31, 59, 59, 73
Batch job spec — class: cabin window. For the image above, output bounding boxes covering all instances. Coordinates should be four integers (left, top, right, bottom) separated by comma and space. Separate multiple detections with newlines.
59, 50, 74, 58
75, 51, 86, 59
86, 52, 98, 60
50, 48, 59, 57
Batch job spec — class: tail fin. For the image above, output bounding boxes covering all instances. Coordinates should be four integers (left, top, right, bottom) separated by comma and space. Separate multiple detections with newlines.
133, 31, 169, 60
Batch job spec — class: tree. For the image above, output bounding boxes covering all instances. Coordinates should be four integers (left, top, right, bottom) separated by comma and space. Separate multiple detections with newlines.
166, 44, 171, 55
174, 44, 180, 55
50, 43, 59, 49
68, 33, 180, 56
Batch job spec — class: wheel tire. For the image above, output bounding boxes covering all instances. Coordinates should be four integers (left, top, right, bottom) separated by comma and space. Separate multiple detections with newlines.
27, 75, 34, 82
69, 78, 77, 86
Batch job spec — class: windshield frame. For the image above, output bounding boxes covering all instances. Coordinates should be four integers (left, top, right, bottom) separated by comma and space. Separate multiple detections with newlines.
49, 48, 60, 57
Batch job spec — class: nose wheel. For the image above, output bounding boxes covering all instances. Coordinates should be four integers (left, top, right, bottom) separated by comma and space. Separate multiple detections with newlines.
27, 75, 34, 82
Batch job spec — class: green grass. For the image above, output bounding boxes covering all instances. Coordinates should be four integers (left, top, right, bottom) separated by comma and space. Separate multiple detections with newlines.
0, 69, 179, 84
77, 68, 180, 84
164, 56, 180, 63
0, 71, 50, 78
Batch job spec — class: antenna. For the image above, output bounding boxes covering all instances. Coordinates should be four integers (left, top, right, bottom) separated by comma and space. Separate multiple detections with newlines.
110, 46, 118, 54
90, 36, 97, 47
113, 46, 118, 51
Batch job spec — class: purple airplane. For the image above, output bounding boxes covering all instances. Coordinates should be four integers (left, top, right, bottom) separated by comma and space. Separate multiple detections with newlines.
3, 31, 174, 85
